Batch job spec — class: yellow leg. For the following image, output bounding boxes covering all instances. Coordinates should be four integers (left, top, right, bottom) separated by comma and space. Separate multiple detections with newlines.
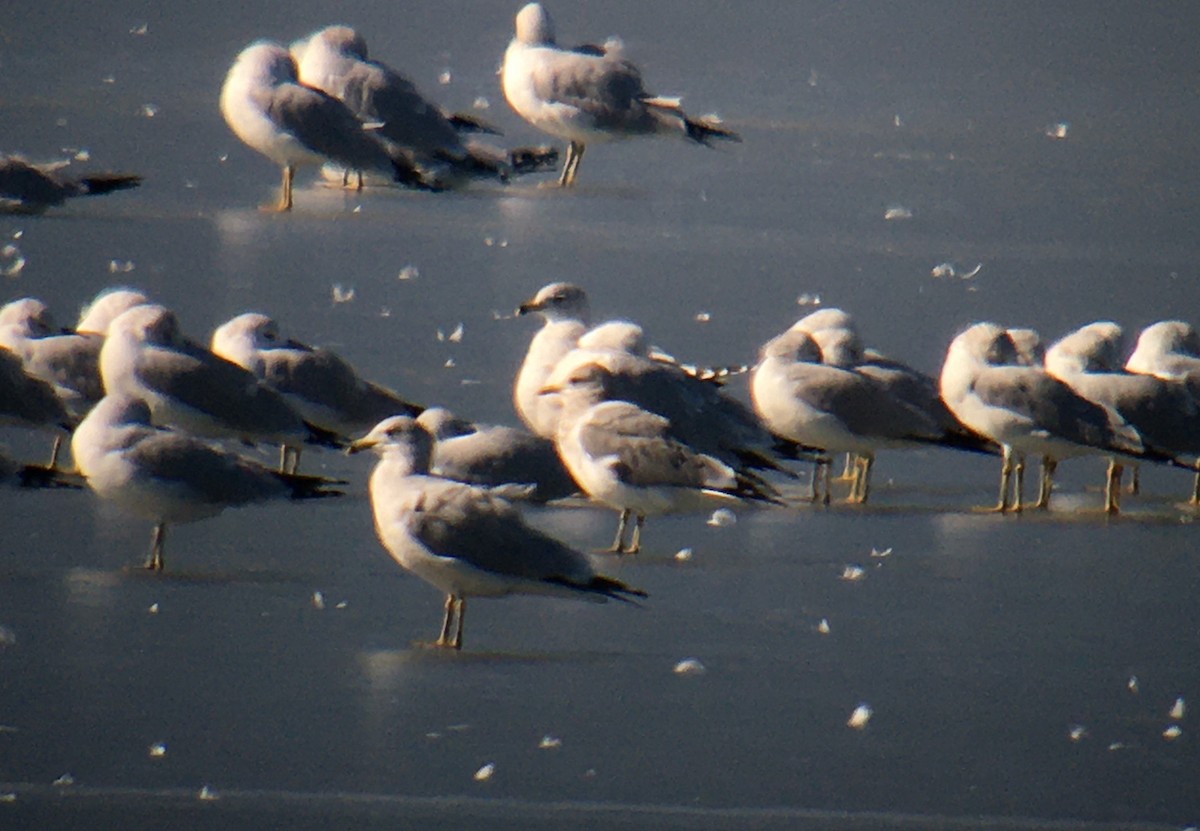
1104, 459, 1123, 514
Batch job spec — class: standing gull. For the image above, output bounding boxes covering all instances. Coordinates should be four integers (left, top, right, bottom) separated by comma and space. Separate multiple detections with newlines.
501, 3, 740, 186
348, 416, 644, 650
0, 154, 140, 215
211, 312, 422, 445
0, 297, 105, 421
219, 41, 433, 211
545, 360, 778, 553
101, 305, 339, 471
514, 282, 592, 437
0, 346, 73, 456
940, 323, 1154, 512
72, 395, 343, 571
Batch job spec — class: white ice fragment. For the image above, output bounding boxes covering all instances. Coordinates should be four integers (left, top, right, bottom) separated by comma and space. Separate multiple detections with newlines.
538, 735, 562, 749
841, 565, 866, 582
1068, 725, 1087, 742
438, 70, 453, 85
796, 293, 822, 307
817, 618, 831, 634
448, 323, 464, 343
673, 658, 706, 676
884, 205, 913, 221
102, 75, 116, 84
379, 307, 391, 318
869, 547, 892, 558
674, 547, 693, 562
108, 259, 135, 274
312, 591, 325, 610
1127, 675, 1139, 694
53, 774, 74, 787
694, 312, 711, 322
473, 96, 490, 110
444, 358, 456, 368
959, 263, 983, 280
499, 240, 508, 248
1163, 724, 1182, 741
484, 237, 494, 247
1107, 741, 1126, 751
198, 785, 218, 800
130, 22, 148, 35
931, 262, 956, 279
425, 731, 442, 740
148, 742, 167, 758
447, 723, 470, 732
0, 793, 14, 803
335, 601, 348, 609
352, 205, 362, 214
1046, 122, 1069, 139
148, 603, 159, 614
1169, 697, 1186, 720
893, 114, 903, 128
473, 762, 495, 781
140, 103, 158, 118
397, 264, 419, 281
847, 704, 872, 729
707, 508, 736, 527
11, 230, 21, 239
74, 149, 91, 162
219, 154, 228, 163
1, 245, 26, 278
807, 68, 819, 87
331, 284, 355, 303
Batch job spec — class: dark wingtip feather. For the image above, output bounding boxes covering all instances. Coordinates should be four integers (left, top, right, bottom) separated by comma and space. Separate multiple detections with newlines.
685, 118, 742, 146
78, 173, 142, 196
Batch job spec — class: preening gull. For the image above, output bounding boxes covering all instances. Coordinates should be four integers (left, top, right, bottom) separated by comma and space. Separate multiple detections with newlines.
348, 415, 644, 650
0, 154, 140, 215
219, 41, 432, 211
101, 305, 339, 471
500, 2, 740, 186
940, 323, 1157, 512
545, 360, 779, 553
211, 312, 422, 443
72, 395, 343, 571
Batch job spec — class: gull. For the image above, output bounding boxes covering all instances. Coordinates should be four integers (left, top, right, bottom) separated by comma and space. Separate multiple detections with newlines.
940, 323, 1155, 512
0, 346, 73, 459
0, 154, 140, 215
100, 305, 339, 471
1125, 320, 1200, 385
1046, 321, 1200, 510
348, 415, 644, 650
417, 407, 578, 503
72, 395, 343, 571
514, 282, 592, 437
545, 360, 778, 553
219, 41, 434, 211
75, 287, 150, 335
293, 25, 556, 187
211, 312, 422, 445
752, 329, 993, 505
0, 297, 105, 421
501, 3, 740, 186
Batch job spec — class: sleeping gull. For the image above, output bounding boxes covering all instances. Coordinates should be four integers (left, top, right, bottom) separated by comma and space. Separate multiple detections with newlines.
1045, 321, 1200, 510
751, 329, 993, 505
1125, 320, 1200, 384
75, 287, 150, 335
348, 415, 644, 650
211, 312, 422, 444
0, 297, 105, 422
294, 25, 556, 188
0, 154, 140, 215
544, 360, 779, 553
219, 41, 434, 211
416, 407, 578, 502
939, 323, 1156, 512
500, 2, 740, 186
0, 346, 73, 461
72, 395, 343, 571
100, 305, 340, 472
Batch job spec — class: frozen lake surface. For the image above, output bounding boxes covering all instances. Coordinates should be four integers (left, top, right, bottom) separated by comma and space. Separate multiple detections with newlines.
2, 2, 1199, 828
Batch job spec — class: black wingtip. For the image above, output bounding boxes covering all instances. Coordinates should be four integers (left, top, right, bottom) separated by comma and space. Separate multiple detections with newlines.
685, 118, 742, 146
78, 173, 143, 196
303, 421, 347, 450
17, 464, 83, 490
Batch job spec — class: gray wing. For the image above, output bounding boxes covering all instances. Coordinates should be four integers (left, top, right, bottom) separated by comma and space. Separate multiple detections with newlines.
136, 343, 303, 436
0, 158, 75, 210
432, 426, 577, 500
340, 61, 464, 156
785, 363, 944, 440
262, 83, 391, 172
972, 366, 1126, 449
126, 433, 288, 505
0, 347, 70, 427
408, 480, 594, 583
261, 348, 420, 426
22, 333, 105, 414
1072, 372, 1200, 455
530, 50, 660, 133
578, 402, 732, 489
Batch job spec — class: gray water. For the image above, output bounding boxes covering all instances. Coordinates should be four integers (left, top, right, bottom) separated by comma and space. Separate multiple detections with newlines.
2, 2, 1199, 828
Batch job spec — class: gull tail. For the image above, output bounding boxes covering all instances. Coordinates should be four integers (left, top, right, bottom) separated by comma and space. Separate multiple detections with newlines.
683, 117, 741, 146
17, 464, 83, 490
731, 471, 787, 506
275, 470, 346, 500
445, 112, 503, 136
548, 574, 647, 603
76, 173, 142, 197
390, 156, 445, 192
507, 145, 559, 175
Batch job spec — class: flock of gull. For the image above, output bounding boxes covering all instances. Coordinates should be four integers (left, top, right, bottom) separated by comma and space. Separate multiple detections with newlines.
5, 5, 1200, 650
